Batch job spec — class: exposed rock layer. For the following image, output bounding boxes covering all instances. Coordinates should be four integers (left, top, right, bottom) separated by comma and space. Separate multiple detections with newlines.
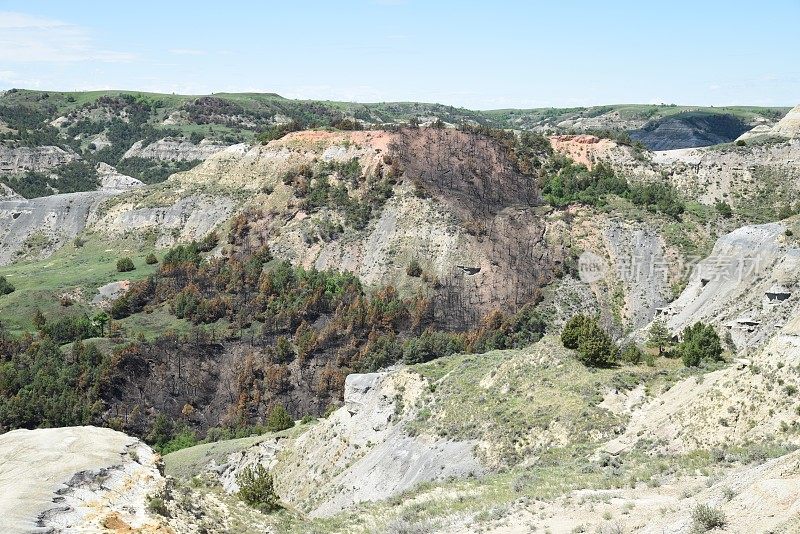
0, 426, 166, 533
123, 137, 228, 161
0, 144, 77, 175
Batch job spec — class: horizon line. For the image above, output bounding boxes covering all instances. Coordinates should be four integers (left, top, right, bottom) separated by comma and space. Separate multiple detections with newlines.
1, 87, 795, 112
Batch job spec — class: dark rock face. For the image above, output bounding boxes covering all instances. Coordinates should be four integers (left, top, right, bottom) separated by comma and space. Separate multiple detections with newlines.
432, 208, 556, 328
630, 112, 750, 150
105, 335, 343, 434
391, 128, 541, 218
391, 128, 563, 328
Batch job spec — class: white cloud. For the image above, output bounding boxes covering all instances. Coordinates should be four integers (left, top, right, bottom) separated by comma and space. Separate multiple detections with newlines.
0, 12, 135, 62
0, 69, 43, 88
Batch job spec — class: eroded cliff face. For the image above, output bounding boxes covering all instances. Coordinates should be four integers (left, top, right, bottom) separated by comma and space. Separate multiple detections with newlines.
653, 139, 800, 206
386, 129, 555, 326
0, 191, 116, 265
174, 130, 393, 190
0, 128, 700, 331
123, 137, 229, 162
739, 104, 800, 141
164, 129, 564, 329
2, 128, 793, 340
560, 210, 676, 331
630, 113, 751, 150
161, 367, 485, 522
771, 104, 800, 138
0, 426, 167, 534
91, 191, 237, 248
0, 144, 77, 175
549, 133, 800, 211
106, 334, 357, 437
553, 109, 650, 132
205, 370, 484, 518
97, 162, 145, 192
0, 182, 21, 199
650, 220, 800, 351
0, 164, 146, 265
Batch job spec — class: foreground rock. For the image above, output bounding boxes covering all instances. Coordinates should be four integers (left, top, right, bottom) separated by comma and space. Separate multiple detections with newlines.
466, 449, 800, 533
0, 426, 167, 533
205, 370, 484, 518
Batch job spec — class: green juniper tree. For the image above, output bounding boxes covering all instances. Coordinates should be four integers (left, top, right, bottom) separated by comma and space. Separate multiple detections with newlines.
679, 322, 723, 367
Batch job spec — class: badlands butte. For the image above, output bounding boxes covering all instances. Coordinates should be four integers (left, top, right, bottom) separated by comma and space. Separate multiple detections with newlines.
0, 89, 800, 532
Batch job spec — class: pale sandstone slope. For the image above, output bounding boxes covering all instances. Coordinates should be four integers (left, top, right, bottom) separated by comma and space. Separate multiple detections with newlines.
773, 105, 800, 138
739, 104, 800, 141
0, 145, 77, 175
651, 220, 800, 351
123, 137, 229, 162
0, 426, 167, 533
209, 370, 483, 519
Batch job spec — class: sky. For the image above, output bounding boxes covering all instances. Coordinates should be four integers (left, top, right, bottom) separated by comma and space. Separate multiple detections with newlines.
0, 0, 798, 109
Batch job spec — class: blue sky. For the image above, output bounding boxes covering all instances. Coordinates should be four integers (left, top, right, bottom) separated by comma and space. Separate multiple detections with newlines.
0, 0, 798, 109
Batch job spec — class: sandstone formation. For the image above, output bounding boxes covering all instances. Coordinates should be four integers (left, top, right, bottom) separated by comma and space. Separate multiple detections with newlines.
554, 110, 649, 132
651, 220, 800, 351
205, 370, 483, 519
0, 182, 21, 200
772, 104, 800, 138
0, 191, 116, 265
0, 426, 166, 533
96, 162, 145, 191
0, 164, 144, 265
737, 105, 800, 142
0, 144, 77, 175
123, 137, 229, 162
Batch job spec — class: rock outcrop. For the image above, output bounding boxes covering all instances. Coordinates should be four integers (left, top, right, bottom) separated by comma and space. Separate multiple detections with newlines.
631, 112, 750, 150
0, 144, 77, 175
650, 220, 799, 351
596, 217, 673, 329
0, 426, 166, 533
553, 110, 649, 132
548, 133, 660, 181
470, 447, 800, 533
123, 137, 228, 162
172, 129, 563, 328
647, 138, 800, 205
195, 369, 484, 519
739, 104, 800, 141
549, 134, 620, 168
772, 104, 800, 138
0, 191, 116, 265
0, 182, 21, 200
0, 165, 142, 264
175, 130, 392, 190
92, 192, 237, 248
96, 162, 145, 192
